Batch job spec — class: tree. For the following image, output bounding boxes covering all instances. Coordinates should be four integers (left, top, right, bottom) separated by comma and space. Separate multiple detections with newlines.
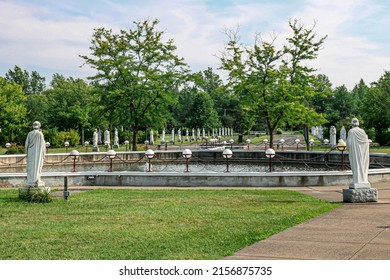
0, 77, 29, 143
80, 19, 188, 150
362, 71, 390, 145
5, 65, 46, 94
44, 74, 97, 132
188, 91, 221, 130
220, 20, 327, 147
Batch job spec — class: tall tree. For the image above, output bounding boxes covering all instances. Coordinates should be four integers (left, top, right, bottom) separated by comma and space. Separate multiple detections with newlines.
220, 20, 327, 147
189, 91, 221, 130
0, 77, 28, 143
44, 75, 97, 132
5, 65, 46, 94
362, 71, 390, 145
80, 19, 188, 150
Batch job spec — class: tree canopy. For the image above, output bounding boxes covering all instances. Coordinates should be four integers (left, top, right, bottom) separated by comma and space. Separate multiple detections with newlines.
80, 19, 189, 150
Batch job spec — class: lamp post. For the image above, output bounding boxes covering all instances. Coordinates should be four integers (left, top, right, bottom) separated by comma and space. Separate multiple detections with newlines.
145, 149, 155, 172
182, 149, 192, 172
246, 138, 251, 150
279, 138, 286, 151
70, 150, 80, 172
222, 148, 233, 172
295, 138, 300, 151
229, 138, 234, 150
279, 139, 285, 151
104, 141, 109, 152
5, 142, 11, 150
336, 139, 347, 171
204, 136, 208, 149
64, 141, 69, 152
263, 139, 269, 150
309, 139, 315, 151
124, 140, 129, 151
45, 142, 50, 154
323, 139, 329, 151
107, 149, 116, 172
265, 148, 276, 172
145, 140, 149, 149
84, 141, 89, 152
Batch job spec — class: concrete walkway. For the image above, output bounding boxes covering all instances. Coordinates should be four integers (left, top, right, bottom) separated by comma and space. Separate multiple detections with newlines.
224, 182, 390, 260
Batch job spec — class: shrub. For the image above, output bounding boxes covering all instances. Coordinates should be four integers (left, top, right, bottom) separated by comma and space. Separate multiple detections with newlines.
18, 187, 53, 203
5, 145, 25, 154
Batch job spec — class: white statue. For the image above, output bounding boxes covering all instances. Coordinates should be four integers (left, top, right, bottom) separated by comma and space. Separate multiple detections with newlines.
340, 126, 347, 142
330, 126, 337, 147
25, 121, 46, 187
149, 129, 154, 145
347, 118, 371, 189
93, 129, 98, 147
104, 129, 110, 148
113, 128, 119, 148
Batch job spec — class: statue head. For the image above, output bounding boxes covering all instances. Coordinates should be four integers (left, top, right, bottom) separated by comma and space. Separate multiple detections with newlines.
33, 121, 41, 130
351, 118, 359, 127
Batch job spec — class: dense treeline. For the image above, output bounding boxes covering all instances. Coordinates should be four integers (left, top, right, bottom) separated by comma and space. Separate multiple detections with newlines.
0, 19, 389, 148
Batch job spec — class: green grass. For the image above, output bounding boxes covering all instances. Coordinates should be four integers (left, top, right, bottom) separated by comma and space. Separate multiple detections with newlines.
0, 188, 340, 260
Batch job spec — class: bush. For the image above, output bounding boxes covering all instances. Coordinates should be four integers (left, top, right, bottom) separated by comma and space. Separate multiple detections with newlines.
51, 129, 81, 147
276, 128, 283, 134
18, 187, 53, 203
5, 145, 25, 154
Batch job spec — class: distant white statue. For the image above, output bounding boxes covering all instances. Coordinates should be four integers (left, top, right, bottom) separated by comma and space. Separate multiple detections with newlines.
113, 128, 119, 148
170, 128, 175, 143
347, 118, 371, 189
93, 129, 98, 147
185, 129, 189, 141
330, 126, 337, 147
340, 126, 347, 142
98, 128, 102, 144
92, 129, 99, 152
177, 128, 181, 142
25, 121, 46, 187
104, 129, 110, 148
149, 129, 154, 145
161, 129, 165, 142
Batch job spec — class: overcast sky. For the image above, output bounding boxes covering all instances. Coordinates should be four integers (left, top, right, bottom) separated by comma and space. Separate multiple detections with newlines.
1, 0, 389, 89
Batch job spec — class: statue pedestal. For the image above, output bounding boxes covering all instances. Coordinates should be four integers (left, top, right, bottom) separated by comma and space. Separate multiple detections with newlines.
93, 146, 100, 152
343, 188, 378, 203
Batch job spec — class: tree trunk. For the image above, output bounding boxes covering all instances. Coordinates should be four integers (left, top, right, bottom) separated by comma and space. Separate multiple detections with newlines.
132, 129, 138, 151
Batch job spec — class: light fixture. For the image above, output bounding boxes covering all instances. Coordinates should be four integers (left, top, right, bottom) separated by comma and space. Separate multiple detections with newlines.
182, 149, 192, 172
222, 148, 233, 172
265, 148, 276, 172
107, 149, 117, 172
145, 149, 155, 172
336, 139, 347, 171
70, 150, 80, 172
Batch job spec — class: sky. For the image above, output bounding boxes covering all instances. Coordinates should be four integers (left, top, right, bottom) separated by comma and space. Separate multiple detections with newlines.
0, 0, 390, 89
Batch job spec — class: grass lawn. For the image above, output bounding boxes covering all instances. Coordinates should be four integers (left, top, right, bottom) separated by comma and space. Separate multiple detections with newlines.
0, 188, 340, 260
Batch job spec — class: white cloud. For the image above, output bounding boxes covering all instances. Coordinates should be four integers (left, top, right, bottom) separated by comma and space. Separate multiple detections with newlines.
0, 0, 389, 88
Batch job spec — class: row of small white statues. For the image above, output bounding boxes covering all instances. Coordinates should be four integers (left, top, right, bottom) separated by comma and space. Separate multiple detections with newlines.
312, 125, 348, 147
91, 127, 234, 149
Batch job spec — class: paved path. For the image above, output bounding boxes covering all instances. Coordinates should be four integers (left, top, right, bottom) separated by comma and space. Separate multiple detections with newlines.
224, 182, 390, 260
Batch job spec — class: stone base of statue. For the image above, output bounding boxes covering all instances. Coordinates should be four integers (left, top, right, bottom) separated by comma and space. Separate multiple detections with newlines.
18, 183, 52, 202
113, 144, 119, 148
343, 187, 378, 203
93, 146, 100, 152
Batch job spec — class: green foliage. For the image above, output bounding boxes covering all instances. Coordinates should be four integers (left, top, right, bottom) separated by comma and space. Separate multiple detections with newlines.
46, 129, 80, 147
18, 187, 53, 203
45, 75, 97, 131
5, 65, 46, 94
80, 19, 189, 150
0, 77, 29, 143
219, 19, 327, 146
362, 71, 390, 145
5, 146, 25, 154
189, 91, 221, 129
